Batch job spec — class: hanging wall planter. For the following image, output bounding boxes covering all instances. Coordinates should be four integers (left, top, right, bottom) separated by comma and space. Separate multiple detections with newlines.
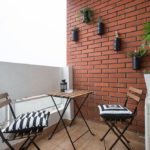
132, 56, 141, 70
97, 17, 104, 35
72, 27, 79, 42
114, 31, 121, 51
127, 49, 148, 70
80, 8, 93, 24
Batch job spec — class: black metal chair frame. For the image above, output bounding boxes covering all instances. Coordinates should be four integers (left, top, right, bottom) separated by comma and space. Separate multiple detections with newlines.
0, 93, 43, 150
100, 87, 143, 150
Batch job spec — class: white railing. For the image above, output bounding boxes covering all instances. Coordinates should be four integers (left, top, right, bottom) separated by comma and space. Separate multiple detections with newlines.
15, 94, 62, 116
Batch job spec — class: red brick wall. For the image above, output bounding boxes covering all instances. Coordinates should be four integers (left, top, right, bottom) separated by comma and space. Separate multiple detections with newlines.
67, 0, 150, 133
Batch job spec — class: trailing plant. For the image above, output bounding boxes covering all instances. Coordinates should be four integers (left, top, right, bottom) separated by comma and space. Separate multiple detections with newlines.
72, 27, 79, 31
143, 22, 150, 42
127, 48, 148, 58
144, 70, 150, 74
80, 7, 93, 23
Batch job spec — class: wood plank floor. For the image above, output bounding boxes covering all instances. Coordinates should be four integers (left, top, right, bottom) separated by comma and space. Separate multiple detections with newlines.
4, 118, 145, 150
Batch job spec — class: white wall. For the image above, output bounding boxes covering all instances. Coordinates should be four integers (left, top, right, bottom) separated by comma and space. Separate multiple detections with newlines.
0, 61, 74, 120
0, 61, 62, 99
0, 0, 66, 67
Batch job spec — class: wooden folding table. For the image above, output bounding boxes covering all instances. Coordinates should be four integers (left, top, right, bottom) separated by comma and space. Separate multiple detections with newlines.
48, 90, 95, 150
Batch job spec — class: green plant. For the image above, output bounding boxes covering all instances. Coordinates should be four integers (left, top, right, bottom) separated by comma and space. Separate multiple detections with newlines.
98, 17, 103, 23
143, 22, 150, 41
144, 70, 150, 74
80, 7, 93, 23
127, 48, 148, 58
72, 27, 79, 31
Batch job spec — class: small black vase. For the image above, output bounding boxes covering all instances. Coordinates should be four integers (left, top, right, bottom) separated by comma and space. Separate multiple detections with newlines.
132, 56, 141, 70
97, 22, 104, 35
72, 30, 79, 41
114, 37, 121, 51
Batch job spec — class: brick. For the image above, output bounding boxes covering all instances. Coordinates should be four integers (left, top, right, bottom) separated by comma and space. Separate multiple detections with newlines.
102, 59, 117, 64
82, 49, 94, 54
109, 83, 126, 88
126, 8, 146, 18
118, 16, 136, 25
95, 83, 109, 87
109, 54, 126, 59
109, 63, 125, 68
108, 5, 125, 13
118, 78, 136, 83
94, 64, 108, 69
102, 78, 118, 83
125, 0, 145, 8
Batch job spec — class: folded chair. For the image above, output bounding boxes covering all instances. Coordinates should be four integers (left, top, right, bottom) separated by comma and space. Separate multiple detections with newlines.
98, 87, 143, 150
0, 92, 50, 150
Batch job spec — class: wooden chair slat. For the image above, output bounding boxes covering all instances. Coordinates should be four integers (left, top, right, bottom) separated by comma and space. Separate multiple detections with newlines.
0, 93, 8, 99
129, 87, 142, 95
127, 92, 140, 102
0, 99, 11, 108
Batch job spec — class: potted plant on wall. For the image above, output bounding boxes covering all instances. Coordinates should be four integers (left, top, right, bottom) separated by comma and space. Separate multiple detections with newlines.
97, 17, 104, 35
127, 22, 150, 70
144, 70, 150, 97
114, 31, 121, 51
72, 27, 79, 41
80, 7, 93, 24
127, 48, 148, 70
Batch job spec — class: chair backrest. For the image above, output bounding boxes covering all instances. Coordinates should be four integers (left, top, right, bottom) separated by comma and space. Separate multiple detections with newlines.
125, 87, 143, 115
0, 93, 11, 108
0, 92, 16, 121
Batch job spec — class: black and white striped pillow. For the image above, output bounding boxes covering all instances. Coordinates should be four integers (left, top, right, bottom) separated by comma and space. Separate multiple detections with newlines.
98, 104, 133, 119
3, 110, 50, 133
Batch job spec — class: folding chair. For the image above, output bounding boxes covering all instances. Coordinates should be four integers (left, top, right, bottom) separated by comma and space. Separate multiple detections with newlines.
0, 92, 50, 150
98, 87, 143, 150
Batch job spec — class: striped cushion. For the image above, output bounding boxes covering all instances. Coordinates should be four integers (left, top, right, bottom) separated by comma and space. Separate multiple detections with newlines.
3, 110, 50, 133
98, 104, 133, 120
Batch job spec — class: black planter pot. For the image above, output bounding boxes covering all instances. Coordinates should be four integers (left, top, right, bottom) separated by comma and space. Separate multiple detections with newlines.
132, 56, 141, 70
82, 11, 91, 23
114, 37, 121, 51
72, 30, 79, 41
97, 22, 104, 35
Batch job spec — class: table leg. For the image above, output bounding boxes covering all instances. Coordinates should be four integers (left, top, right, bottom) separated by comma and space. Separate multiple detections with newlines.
69, 94, 95, 136
74, 100, 95, 136
48, 97, 70, 140
48, 96, 76, 150
69, 94, 89, 126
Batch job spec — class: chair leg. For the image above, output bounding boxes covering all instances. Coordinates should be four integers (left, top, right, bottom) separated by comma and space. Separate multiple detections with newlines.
19, 135, 40, 150
0, 131, 15, 150
3, 139, 15, 150
29, 136, 40, 150
19, 138, 30, 150
113, 123, 130, 143
100, 126, 112, 141
107, 121, 131, 150
100, 120, 129, 142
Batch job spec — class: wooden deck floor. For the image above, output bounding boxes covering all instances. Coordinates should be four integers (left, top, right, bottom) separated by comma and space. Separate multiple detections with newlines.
4, 118, 145, 150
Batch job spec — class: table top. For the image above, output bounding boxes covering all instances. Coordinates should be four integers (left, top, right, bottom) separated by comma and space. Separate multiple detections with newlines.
48, 90, 93, 99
